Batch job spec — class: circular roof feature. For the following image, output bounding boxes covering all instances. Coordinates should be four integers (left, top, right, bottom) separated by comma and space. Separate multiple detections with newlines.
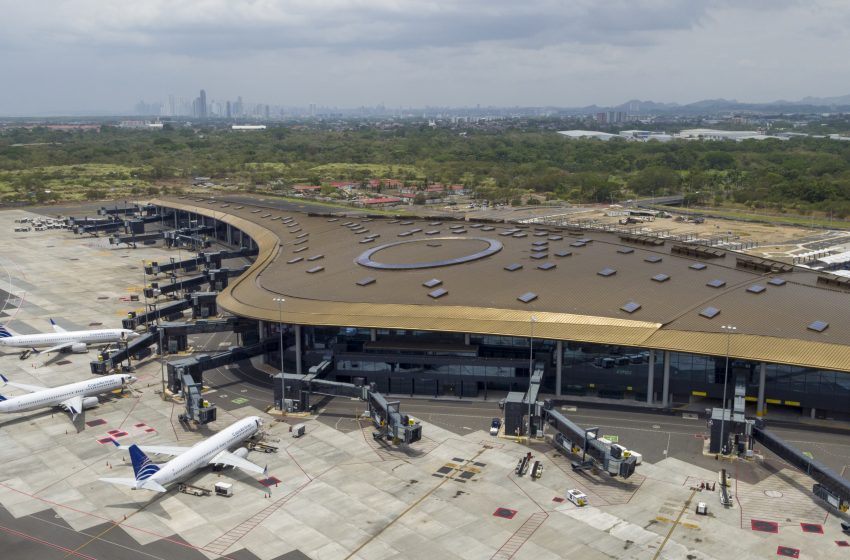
355, 236, 503, 270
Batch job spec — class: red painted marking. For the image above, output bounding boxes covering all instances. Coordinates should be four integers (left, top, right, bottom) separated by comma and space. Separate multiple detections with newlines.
258, 477, 280, 487
134, 423, 146, 428
801, 522, 823, 534
552, 497, 565, 503
110, 431, 129, 438
777, 546, 800, 558
85, 419, 107, 427
97, 437, 115, 445
144, 428, 156, 433
106, 429, 121, 435
0, 524, 97, 560
752, 519, 779, 533
493, 508, 517, 519
837, 541, 850, 547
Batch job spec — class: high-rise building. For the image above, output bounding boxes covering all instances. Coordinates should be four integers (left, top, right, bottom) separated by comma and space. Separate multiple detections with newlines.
198, 89, 207, 118
226, 101, 232, 119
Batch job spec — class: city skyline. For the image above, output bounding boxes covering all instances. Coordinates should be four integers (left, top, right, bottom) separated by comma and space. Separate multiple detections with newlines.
2, 1, 850, 116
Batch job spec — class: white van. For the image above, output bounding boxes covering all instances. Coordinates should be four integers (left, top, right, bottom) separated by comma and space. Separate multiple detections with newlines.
566, 489, 588, 507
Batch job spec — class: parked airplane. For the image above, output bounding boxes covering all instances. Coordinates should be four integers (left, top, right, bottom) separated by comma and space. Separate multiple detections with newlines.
0, 319, 139, 355
0, 373, 136, 420
101, 416, 267, 493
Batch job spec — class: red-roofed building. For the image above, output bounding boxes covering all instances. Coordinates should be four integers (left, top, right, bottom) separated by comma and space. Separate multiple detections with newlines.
358, 196, 403, 207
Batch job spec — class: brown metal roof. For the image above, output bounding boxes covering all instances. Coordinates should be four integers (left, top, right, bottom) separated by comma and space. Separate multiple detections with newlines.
155, 197, 850, 372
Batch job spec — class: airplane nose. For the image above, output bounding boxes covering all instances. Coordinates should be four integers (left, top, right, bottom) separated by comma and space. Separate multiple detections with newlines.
126, 376, 138, 384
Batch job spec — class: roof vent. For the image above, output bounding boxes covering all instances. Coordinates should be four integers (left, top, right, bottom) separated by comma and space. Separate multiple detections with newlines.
645, 255, 662, 263
768, 277, 786, 286
505, 263, 523, 271
598, 268, 616, 277
706, 279, 726, 288
423, 279, 442, 288
652, 274, 670, 282
538, 262, 556, 271
690, 263, 708, 271
428, 288, 448, 299
700, 307, 720, 319
620, 302, 641, 313
356, 277, 376, 287
518, 292, 538, 303
808, 321, 829, 332
747, 284, 766, 294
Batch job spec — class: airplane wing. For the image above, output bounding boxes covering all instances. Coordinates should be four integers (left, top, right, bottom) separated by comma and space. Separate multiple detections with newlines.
210, 450, 267, 474
50, 319, 67, 333
112, 444, 192, 456
0, 375, 48, 393
37, 341, 75, 354
59, 395, 83, 420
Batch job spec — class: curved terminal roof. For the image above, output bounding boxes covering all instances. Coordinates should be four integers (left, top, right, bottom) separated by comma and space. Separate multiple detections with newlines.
154, 197, 850, 372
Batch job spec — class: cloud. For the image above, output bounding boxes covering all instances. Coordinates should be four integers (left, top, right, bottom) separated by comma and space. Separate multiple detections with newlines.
0, 0, 717, 55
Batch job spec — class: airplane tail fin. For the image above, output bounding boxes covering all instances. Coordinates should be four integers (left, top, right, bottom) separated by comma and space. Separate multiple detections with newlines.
0, 325, 15, 338
128, 444, 160, 482
0, 394, 6, 402
49, 319, 66, 334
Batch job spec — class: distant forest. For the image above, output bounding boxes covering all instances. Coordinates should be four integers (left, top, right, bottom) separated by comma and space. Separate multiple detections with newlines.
2, 124, 850, 218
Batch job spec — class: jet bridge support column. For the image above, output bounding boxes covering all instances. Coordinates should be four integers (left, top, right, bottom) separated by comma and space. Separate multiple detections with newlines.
646, 350, 655, 404
295, 324, 303, 375
555, 340, 563, 397
757, 362, 767, 417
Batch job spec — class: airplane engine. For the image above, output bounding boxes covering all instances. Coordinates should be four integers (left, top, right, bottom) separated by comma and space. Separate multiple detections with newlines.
82, 396, 100, 409
212, 447, 250, 471
71, 342, 88, 353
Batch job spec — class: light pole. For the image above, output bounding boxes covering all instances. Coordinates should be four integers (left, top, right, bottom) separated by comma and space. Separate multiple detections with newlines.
719, 324, 736, 454
528, 315, 537, 439
273, 297, 286, 412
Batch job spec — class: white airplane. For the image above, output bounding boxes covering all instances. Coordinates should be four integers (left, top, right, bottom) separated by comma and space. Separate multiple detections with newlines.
0, 319, 140, 355
0, 373, 136, 420
101, 416, 267, 493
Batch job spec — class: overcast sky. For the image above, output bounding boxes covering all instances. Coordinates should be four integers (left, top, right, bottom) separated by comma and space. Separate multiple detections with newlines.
1, 0, 849, 115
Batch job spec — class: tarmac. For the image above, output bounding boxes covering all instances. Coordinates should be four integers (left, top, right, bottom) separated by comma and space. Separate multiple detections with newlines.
0, 205, 848, 559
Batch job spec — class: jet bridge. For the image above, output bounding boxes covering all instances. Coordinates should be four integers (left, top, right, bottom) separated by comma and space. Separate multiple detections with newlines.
122, 297, 193, 329
542, 400, 638, 479
752, 419, 850, 512
272, 375, 422, 444
89, 332, 158, 374
166, 337, 280, 393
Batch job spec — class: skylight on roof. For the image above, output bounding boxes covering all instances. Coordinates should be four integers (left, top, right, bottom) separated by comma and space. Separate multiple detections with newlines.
808, 320, 829, 332
700, 307, 720, 319
768, 277, 786, 286
690, 263, 707, 270
423, 279, 442, 288
652, 274, 670, 282
531, 253, 548, 260
356, 277, 376, 286
707, 279, 726, 288
598, 268, 616, 277
293, 246, 308, 253
621, 302, 641, 313
306, 266, 324, 274
554, 250, 572, 257
645, 255, 662, 263
548, 235, 563, 241
518, 292, 538, 303
287, 257, 303, 264
428, 288, 448, 299
617, 248, 635, 254
570, 242, 586, 248
425, 230, 440, 235
513, 232, 528, 238
531, 246, 548, 253
360, 238, 375, 244
538, 262, 556, 270
504, 263, 523, 271
307, 254, 324, 261
747, 284, 766, 294
481, 226, 495, 231
532, 241, 548, 247
430, 221, 443, 226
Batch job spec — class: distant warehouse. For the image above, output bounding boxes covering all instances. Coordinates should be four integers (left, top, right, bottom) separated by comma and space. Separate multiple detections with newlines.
231, 125, 267, 131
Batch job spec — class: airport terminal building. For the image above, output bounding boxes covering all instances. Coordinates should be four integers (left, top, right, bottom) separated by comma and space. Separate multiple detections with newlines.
152, 197, 850, 420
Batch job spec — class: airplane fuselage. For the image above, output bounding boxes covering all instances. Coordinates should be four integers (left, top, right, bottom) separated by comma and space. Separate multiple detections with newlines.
0, 374, 133, 414
0, 329, 137, 350
145, 417, 261, 488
